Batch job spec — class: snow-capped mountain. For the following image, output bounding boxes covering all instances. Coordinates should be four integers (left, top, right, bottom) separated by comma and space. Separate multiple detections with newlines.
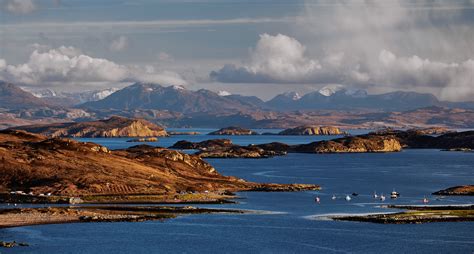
71, 88, 120, 103
81, 82, 264, 114
218, 90, 232, 96
28, 88, 58, 98
318, 85, 368, 98
26, 88, 119, 106
266, 86, 440, 111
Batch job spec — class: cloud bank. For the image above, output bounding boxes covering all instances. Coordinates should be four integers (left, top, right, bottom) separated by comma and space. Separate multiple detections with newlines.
0, 46, 187, 88
210, 33, 474, 101
109, 36, 129, 52
3, 0, 35, 14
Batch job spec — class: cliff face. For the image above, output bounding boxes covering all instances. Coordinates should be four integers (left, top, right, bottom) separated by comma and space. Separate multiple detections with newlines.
292, 135, 402, 153
278, 125, 346, 135
208, 126, 258, 135
10, 116, 168, 138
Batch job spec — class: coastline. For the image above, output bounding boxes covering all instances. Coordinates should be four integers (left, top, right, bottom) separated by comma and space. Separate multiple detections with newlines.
0, 205, 248, 229
331, 205, 474, 224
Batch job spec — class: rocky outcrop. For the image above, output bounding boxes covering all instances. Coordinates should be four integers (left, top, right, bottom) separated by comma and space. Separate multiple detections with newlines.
127, 137, 158, 142
208, 126, 258, 135
170, 139, 286, 158
197, 146, 286, 159
168, 131, 200, 135
333, 205, 474, 224
0, 130, 319, 202
10, 116, 168, 138
433, 185, 474, 196
406, 127, 453, 135
291, 135, 402, 153
372, 130, 474, 150
171, 135, 403, 156
170, 139, 233, 150
277, 125, 347, 135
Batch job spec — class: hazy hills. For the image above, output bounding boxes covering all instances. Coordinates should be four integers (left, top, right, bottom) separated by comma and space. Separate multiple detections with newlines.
1, 81, 474, 129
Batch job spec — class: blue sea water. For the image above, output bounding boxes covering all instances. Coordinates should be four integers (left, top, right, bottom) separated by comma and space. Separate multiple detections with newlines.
1, 129, 473, 253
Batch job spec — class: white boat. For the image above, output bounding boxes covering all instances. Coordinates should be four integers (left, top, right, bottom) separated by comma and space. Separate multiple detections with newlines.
380, 194, 386, 201
345, 195, 351, 201
390, 193, 398, 199
331, 195, 337, 200
373, 191, 378, 199
423, 197, 429, 204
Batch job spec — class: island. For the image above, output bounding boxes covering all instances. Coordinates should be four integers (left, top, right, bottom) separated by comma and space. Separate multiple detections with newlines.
432, 185, 474, 196
0, 205, 247, 229
9, 116, 168, 138
127, 137, 158, 142
208, 126, 259, 135
170, 139, 286, 158
170, 134, 403, 158
274, 125, 347, 136
332, 205, 474, 224
0, 129, 319, 204
168, 131, 201, 135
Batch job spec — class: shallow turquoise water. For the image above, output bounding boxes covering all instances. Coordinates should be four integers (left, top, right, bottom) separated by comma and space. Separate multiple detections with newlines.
1, 130, 473, 253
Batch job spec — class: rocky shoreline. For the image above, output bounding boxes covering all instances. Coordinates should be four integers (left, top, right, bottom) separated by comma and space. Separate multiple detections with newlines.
432, 185, 474, 196
170, 129, 474, 159
171, 134, 403, 158
0, 205, 248, 229
332, 205, 474, 224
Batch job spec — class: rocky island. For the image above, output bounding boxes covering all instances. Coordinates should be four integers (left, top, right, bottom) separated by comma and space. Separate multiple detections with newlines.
172, 129, 474, 158
9, 116, 168, 138
0, 205, 247, 229
171, 139, 286, 158
275, 125, 347, 135
208, 126, 259, 135
127, 137, 159, 142
291, 135, 402, 153
432, 185, 474, 196
0, 130, 319, 204
332, 205, 474, 224
171, 134, 403, 158
371, 129, 474, 150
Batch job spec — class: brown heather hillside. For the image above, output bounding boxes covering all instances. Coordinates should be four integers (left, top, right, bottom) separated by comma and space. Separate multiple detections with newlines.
0, 130, 318, 199
10, 116, 168, 138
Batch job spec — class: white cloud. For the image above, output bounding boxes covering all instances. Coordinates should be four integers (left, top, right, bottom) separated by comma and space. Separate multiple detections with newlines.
109, 36, 128, 52
248, 34, 320, 81
4, 0, 35, 14
375, 50, 474, 101
0, 59, 6, 69
211, 34, 474, 101
0, 46, 187, 87
211, 34, 356, 84
158, 52, 173, 61
211, 34, 322, 83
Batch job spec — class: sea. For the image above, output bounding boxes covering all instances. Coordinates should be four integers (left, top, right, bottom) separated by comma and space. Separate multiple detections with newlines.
1, 129, 473, 254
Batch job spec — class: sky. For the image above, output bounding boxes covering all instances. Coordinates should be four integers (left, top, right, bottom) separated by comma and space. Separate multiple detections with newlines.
0, 0, 473, 101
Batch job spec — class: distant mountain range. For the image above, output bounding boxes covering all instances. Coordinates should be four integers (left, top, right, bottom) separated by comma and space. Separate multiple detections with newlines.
25, 87, 120, 107
0, 81, 52, 110
267, 85, 474, 111
81, 83, 265, 114
1, 81, 474, 129
80, 83, 474, 112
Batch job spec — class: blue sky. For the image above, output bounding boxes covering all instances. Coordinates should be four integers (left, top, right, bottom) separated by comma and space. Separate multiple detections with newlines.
0, 0, 473, 101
